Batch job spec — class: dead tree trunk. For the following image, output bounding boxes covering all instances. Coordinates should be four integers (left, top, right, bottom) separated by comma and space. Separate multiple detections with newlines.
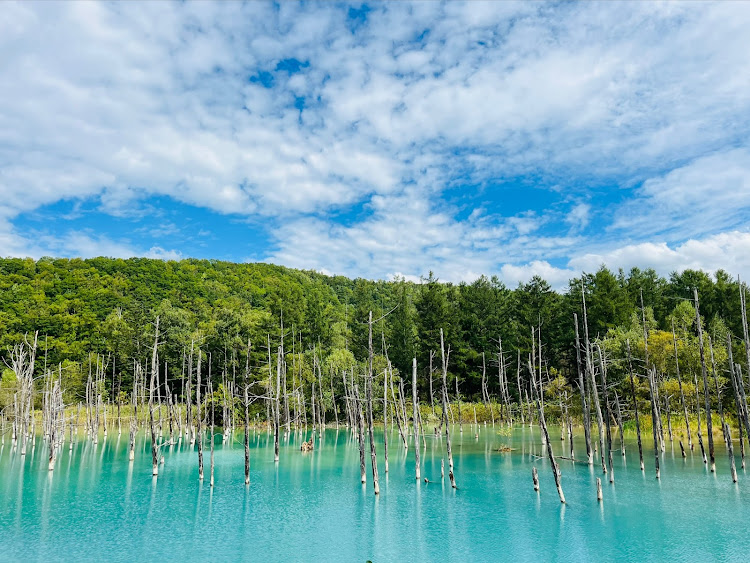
695, 366, 707, 464
390, 373, 408, 450
694, 289, 715, 472
274, 345, 281, 463
354, 382, 366, 484
727, 335, 750, 445
412, 357, 420, 481
366, 311, 380, 494
187, 341, 194, 445
724, 422, 738, 483
672, 320, 692, 450
531, 357, 565, 503
197, 349, 204, 481
210, 382, 215, 487
244, 384, 250, 485
740, 278, 750, 388
608, 393, 622, 459
597, 345, 614, 483
440, 329, 456, 489
710, 337, 736, 482
626, 340, 644, 471
149, 317, 160, 476
647, 367, 660, 479
455, 373, 462, 434
429, 351, 436, 417
574, 314, 593, 464
383, 362, 389, 473
589, 346, 606, 474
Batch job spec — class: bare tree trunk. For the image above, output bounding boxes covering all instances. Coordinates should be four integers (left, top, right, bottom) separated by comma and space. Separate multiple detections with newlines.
366, 311, 380, 494
383, 362, 389, 473
574, 314, 593, 464
724, 422, 738, 483
440, 329, 456, 489
275, 346, 281, 463
429, 351, 436, 417
330, 366, 339, 430
641, 291, 664, 452
149, 317, 160, 476
210, 381, 215, 487
710, 337, 736, 482
647, 367, 660, 479
516, 350, 524, 425
614, 392, 625, 457
740, 278, 750, 388
390, 373, 408, 450
672, 320, 692, 450
197, 349, 204, 481
187, 341, 194, 445
695, 365, 707, 464
499, 337, 510, 422
727, 336, 750, 447
244, 384, 250, 485
597, 345, 614, 483
589, 345, 606, 474
626, 340, 644, 471
694, 289, 715, 472
412, 357, 420, 481
354, 382, 366, 484
531, 358, 564, 503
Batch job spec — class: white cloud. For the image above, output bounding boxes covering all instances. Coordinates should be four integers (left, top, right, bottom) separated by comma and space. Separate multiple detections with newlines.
565, 203, 590, 233
265, 188, 581, 284
570, 231, 750, 279
1, 2, 749, 285
0, 222, 182, 262
500, 261, 576, 288
145, 246, 183, 261
613, 148, 750, 240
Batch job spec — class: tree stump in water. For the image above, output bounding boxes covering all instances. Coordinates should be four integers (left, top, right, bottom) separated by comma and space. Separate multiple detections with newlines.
300, 437, 314, 452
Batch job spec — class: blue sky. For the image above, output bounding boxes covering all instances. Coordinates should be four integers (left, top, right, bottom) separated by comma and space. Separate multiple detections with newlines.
2, 1, 750, 285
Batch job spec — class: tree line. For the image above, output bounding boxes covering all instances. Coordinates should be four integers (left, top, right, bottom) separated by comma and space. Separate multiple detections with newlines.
0, 256, 746, 420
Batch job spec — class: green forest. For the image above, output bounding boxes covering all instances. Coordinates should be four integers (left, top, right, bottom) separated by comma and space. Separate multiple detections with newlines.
0, 256, 746, 422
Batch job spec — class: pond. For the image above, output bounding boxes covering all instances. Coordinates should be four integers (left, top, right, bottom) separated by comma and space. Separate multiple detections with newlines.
0, 424, 747, 561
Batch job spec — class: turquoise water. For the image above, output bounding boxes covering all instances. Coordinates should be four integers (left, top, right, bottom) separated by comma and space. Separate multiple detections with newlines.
1, 425, 748, 562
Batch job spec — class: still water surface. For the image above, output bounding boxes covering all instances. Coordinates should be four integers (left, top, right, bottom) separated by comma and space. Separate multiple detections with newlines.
1, 425, 748, 562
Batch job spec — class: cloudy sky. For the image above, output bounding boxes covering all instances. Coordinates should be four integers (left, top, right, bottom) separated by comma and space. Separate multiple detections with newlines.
2, 1, 750, 285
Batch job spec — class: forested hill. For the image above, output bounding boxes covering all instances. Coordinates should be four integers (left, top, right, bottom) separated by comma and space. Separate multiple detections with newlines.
0, 256, 744, 403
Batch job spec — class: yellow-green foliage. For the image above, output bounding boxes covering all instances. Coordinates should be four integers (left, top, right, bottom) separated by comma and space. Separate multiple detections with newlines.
0, 368, 17, 409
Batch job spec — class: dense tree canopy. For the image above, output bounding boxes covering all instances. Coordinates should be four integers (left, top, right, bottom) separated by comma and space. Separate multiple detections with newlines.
0, 257, 747, 412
